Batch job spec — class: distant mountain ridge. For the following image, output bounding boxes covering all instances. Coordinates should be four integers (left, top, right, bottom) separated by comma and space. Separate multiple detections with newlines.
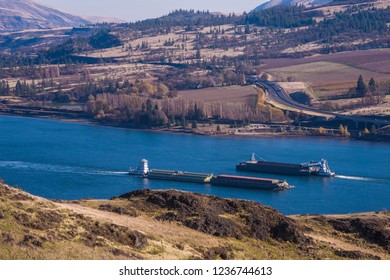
254, 0, 334, 11
83, 16, 126, 24
0, 0, 90, 31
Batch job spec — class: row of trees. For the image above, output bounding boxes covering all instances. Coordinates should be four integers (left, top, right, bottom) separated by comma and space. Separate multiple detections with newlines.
0, 80, 38, 97
87, 91, 287, 127
0, 81, 10, 96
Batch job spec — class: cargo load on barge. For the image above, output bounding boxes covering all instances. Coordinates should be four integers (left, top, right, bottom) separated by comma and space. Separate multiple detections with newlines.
128, 159, 292, 191
148, 169, 213, 184
211, 174, 290, 191
236, 153, 335, 177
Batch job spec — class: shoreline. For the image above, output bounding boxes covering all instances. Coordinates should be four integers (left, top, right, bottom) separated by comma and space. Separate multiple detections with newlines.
0, 109, 389, 142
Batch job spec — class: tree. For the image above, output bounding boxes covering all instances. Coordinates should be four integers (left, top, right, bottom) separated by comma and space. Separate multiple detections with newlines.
138, 81, 154, 95
344, 126, 350, 137
156, 83, 169, 99
146, 99, 153, 112
191, 121, 198, 129
195, 48, 201, 59
339, 124, 345, 135
339, 124, 350, 137
15, 80, 22, 96
368, 78, 377, 94
181, 116, 188, 128
370, 124, 377, 135
356, 75, 367, 96
245, 24, 251, 34
318, 127, 327, 135
216, 124, 221, 132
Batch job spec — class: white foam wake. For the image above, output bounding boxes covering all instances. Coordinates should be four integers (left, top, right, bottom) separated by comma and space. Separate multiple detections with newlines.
0, 161, 127, 177
335, 175, 388, 183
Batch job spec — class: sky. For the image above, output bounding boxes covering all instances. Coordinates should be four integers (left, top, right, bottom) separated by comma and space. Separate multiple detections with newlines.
35, 0, 266, 22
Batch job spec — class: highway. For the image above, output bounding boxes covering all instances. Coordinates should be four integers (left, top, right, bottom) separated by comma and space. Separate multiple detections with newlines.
257, 80, 390, 127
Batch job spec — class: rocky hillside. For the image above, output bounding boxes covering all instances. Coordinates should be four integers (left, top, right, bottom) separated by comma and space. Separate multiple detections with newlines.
0, 181, 389, 260
0, 0, 90, 31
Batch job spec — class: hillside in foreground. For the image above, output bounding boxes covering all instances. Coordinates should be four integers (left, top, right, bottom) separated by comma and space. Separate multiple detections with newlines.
0, 181, 388, 260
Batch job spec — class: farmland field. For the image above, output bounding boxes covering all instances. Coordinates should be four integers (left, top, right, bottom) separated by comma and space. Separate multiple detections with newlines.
178, 86, 258, 104
261, 49, 390, 71
263, 49, 390, 98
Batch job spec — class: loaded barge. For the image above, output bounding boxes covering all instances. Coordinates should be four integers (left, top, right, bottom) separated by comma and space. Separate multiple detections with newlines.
236, 153, 335, 177
128, 159, 291, 191
211, 175, 290, 190
148, 169, 213, 184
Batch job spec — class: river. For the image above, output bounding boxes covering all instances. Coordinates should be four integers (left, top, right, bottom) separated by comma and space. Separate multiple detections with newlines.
0, 115, 389, 215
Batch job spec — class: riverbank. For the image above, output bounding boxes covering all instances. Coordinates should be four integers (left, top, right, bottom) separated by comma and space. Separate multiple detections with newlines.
0, 181, 388, 260
1, 105, 389, 142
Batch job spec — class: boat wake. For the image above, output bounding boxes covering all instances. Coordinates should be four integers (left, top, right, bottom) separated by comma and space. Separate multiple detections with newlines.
335, 174, 389, 183
0, 161, 127, 177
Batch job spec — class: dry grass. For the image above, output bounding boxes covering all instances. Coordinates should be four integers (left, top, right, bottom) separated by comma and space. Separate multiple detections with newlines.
1, 182, 389, 260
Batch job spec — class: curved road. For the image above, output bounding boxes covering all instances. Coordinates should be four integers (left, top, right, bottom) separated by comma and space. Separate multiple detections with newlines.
258, 80, 390, 127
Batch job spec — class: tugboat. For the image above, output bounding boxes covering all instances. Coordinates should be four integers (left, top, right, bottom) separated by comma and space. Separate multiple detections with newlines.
306, 159, 335, 177
236, 153, 335, 177
128, 159, 149, 177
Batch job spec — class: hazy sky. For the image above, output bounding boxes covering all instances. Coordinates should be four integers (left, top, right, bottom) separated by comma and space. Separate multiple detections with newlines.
35, 0, 266, 21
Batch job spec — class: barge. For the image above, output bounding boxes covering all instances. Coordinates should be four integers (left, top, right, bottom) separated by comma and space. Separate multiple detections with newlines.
236, 153, 335, 177
128, 159, 292, 191
211, 174, 290, 191
128, 160, 212, 184
148, 169, 213, 184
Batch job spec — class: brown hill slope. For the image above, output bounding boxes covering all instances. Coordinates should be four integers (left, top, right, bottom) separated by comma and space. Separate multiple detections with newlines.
0, 181, 389, 259
0, 0, 90, 31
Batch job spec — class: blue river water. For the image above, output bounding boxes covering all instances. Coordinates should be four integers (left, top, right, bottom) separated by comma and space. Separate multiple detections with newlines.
0, 115, 389, 215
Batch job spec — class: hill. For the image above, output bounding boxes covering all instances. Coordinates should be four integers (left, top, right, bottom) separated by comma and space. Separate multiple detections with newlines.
0, 0, 90, 31
0, 181, 389, 260
254, 0, 334, 11
0, 4, 389, 132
